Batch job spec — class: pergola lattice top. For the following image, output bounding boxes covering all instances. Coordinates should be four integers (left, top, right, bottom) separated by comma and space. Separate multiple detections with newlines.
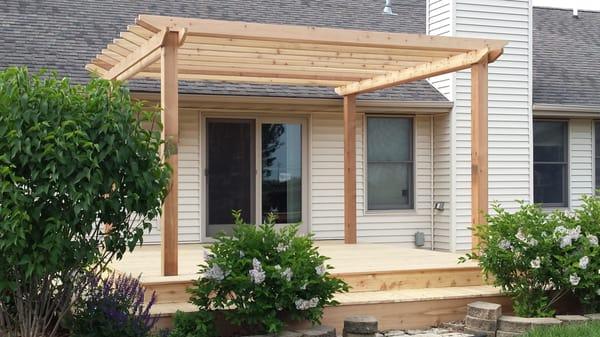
86, 14, 506, 96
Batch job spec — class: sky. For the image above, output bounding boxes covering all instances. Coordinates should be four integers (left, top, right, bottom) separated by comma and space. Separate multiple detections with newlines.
533, 0, 600, 10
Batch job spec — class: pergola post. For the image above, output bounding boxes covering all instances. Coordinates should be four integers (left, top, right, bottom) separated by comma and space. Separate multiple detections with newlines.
470, 58, 489, 250
160, 31, 180, 276
343, 94, 357, 244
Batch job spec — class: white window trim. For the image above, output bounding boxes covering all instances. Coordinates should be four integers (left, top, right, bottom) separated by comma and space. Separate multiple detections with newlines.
362, 114, 417, 214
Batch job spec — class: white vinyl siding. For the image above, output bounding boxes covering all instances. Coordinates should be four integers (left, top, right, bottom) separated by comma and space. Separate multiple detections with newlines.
145, 108, 202, 244
570, 119, 594, 208
433, 113, 452, 251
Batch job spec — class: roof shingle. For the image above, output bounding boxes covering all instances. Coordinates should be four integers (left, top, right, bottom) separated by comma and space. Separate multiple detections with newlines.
0, 0, 446, 101
533, 7, 600, 107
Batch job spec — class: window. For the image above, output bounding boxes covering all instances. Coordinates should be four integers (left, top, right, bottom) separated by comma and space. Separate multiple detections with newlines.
533, 120, 568, 207
596, 122, 600, 193
366, 116, 414, 210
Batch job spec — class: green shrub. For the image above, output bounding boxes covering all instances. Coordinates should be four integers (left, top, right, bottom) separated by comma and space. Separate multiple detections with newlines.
521, 321, 600, 337
188, 211, 349, 334
463, 197, 600, 317
169, 311, 216, 337
0, 67, 170, 337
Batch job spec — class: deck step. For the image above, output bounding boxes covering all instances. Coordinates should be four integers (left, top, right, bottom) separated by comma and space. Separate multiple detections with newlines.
149, 285, 510, 332
142, 266, 486, 304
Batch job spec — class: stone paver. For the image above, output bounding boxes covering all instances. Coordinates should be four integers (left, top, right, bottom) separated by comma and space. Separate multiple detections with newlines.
297, 325, 336, 337
496, 331, 521, 337
344, 316, 379, 334
585, 313, 600, 321
463, 327, 496, 337
381, 326, 482, 337
555, 315, 590, 325
467, 302, 503, 321
465, 315, 497, 331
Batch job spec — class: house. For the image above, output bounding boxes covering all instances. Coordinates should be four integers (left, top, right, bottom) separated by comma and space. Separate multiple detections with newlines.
2, 1, 596, 256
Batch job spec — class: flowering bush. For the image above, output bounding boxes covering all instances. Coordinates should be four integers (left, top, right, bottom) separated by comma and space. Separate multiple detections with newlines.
69, 273, 158, 337
462, 197, 600, 317
188, 211, 349, 334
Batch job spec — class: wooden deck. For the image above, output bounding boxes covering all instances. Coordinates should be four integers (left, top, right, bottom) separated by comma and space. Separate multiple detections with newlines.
112, 242, 510, 332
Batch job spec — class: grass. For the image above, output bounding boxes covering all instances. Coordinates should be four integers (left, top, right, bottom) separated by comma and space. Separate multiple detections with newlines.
521, 321, 600, 337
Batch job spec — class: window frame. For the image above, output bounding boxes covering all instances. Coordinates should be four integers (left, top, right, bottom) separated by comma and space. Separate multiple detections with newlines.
364, 115, 415, 211
532, 119, 569, 208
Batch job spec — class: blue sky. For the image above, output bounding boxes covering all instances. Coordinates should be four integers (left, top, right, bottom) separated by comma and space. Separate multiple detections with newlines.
533, 0, 600, 10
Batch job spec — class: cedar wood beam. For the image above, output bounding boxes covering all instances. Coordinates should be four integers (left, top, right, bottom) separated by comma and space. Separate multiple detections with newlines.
335, 48, 491, 96
160, 31, 180, 276
344, 95, 357, 244
103, 29, 168, 80
471, 58, 489, 250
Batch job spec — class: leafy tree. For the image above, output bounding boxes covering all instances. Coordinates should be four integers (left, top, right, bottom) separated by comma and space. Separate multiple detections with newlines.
0, 67, 171, 337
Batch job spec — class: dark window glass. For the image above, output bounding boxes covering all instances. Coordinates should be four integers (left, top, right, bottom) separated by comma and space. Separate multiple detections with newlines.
533, 120, 568, 206
367, 117, 413, 210
262, 123, 302, 223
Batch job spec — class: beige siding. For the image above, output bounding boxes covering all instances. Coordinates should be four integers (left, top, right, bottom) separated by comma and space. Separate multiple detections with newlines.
570, 119, 594, 208
311, 113, 436, 247
428, 0, 532, 251
433, 114, 452, 251
145, 109, 202, 244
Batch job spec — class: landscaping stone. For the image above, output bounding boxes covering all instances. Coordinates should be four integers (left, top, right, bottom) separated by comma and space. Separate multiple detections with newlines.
497, 316, 533, 333
296, 325, 336, 337
345, 333, 378, 337
467, 302, 503, 321
278, 331, 303, 337
527, 317, 562, 329
495, 331, 521, 337
463, 327, 496, 337
584, 313, 600, 321
555, 315, 590, 325
344, 316, 379, 334
465, 315, 497, 331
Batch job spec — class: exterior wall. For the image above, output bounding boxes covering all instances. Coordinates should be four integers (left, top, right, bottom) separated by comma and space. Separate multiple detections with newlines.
569, 119, 594, 208
427, 0, 533, 251
145, 108, 202, 244
144, 108, 444, 247
433, 113, 452, 250
311, 112, 437, 247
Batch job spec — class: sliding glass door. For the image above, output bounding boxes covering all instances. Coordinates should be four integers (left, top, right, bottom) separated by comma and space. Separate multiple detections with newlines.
204, 117, 306, 238
206, 119, 255, 236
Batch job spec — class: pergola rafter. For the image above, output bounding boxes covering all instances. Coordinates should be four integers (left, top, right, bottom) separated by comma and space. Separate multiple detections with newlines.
86, 15, 507, 276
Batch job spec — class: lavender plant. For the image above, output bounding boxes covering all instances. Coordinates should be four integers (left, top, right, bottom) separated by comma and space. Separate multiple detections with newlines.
188, 211, 349, 334
69, 273, 158, 337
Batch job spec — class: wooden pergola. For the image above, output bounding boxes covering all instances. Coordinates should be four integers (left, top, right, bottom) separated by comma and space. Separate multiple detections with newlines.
87, 15, 507, 276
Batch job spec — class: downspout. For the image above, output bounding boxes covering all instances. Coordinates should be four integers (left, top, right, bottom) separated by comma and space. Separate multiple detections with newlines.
430, 115, 435, 250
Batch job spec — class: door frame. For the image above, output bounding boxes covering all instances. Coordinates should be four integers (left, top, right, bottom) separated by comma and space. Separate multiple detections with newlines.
200, 112, 309, 242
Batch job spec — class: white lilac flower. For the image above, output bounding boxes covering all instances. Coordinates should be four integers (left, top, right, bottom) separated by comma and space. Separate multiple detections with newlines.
554, 226, 568, 235
204, 250, 214, 262
274, 264, 282, 271
570, 274, 581, 286
530, 257, 541, 269
205, 264, 226, 281
282, 267, 293, 281
295, 297, 320, 310
588, 235, 599, 247
528, 238, 539, 247
516, 229, 528, 243
276, 243, 288, 253
249, 258, 266, 284
560, 236, 573, 249
315, 264, 326, 276
498, 239, 513, 250
579, 256, 590, 270
239, 250, 245, 258
569, 226, 582, 241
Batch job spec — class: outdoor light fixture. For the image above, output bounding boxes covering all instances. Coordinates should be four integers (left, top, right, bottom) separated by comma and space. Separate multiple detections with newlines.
434, 202, 445, 211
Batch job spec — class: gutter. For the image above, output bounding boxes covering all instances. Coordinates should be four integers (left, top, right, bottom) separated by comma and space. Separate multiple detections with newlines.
533, 103, 600, 118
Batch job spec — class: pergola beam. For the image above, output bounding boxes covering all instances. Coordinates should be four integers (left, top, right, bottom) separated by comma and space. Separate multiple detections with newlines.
471, 58, 489, 250
160, 31, 180, 276
137, 15, 506, 53
335, 48, 491, 96
102, 29, 168, 80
